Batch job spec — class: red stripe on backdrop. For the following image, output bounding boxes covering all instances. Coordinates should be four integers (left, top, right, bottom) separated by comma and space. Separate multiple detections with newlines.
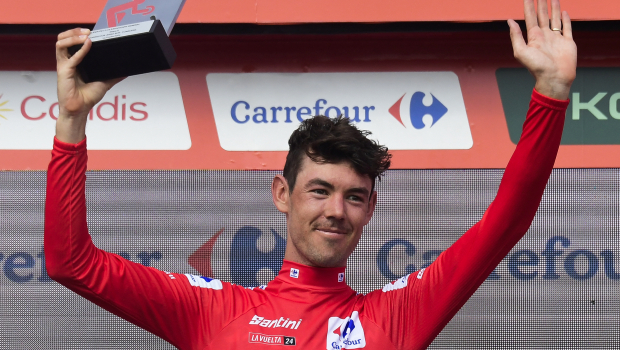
1, 0, 620, 24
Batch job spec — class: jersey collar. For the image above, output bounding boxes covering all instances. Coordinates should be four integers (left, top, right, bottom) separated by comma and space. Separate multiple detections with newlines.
275, 260, 348, 289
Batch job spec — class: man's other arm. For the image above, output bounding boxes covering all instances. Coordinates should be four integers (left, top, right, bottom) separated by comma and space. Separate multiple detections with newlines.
363, 0, 577, 348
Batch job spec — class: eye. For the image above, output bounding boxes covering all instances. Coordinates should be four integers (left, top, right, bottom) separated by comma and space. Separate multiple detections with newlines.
311, 188, 328, 195
347, 195, 364, 202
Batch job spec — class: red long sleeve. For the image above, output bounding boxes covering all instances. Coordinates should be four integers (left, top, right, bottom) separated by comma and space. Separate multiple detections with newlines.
44, 139, 249, 350
364, 89, 569, 349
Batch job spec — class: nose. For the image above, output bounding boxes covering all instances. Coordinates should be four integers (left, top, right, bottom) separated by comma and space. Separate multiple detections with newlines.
324, 194, 345, 220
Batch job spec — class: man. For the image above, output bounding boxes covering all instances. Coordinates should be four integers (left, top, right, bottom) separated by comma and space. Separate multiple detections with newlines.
45, 0, 577, 348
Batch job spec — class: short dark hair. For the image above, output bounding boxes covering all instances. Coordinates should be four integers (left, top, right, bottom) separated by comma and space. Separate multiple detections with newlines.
283, 115, 391, 193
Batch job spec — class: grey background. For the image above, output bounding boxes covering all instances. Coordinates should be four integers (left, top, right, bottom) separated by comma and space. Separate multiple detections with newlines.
0, 169, 618, 349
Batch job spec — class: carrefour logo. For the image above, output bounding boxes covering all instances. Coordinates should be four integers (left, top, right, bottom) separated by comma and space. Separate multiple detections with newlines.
188, 226, 285, 288
326, 311, 366, 349
389, 92, 448, 129
230, 99, 375, 125
207, 72, 473, 151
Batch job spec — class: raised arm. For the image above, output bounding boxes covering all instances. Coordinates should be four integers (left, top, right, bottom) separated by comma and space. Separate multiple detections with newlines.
365, 1, 577, 348
45, 30, 249, 349
413, 0, 577, 344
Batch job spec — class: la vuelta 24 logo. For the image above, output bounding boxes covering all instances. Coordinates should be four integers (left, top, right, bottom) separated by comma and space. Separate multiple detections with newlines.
106, 0, 156, 27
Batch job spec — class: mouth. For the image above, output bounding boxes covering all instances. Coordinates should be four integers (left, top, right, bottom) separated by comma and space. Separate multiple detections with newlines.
315, 227, 348, 236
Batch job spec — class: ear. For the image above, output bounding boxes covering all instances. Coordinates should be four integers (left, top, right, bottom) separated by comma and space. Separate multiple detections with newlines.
364, 190, 378, 225
272, 175, 290, 214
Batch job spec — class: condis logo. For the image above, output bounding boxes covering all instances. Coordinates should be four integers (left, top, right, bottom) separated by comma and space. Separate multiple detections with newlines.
0, 94, 13, 123
0, 71, 191, 150
207, 72, 473, 151
20, 95, 148, 122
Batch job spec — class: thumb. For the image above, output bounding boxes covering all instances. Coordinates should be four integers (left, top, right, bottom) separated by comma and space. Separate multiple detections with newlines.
508, 19, 527, 57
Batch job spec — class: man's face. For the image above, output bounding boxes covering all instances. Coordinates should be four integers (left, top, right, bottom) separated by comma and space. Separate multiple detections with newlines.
272, 156, 377, 267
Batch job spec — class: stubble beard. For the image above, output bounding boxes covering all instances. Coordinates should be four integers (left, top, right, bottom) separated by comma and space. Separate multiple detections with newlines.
302, 220, 356, 268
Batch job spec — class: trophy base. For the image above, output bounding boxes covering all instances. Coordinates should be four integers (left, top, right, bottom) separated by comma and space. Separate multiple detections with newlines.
69, 20, 176, 83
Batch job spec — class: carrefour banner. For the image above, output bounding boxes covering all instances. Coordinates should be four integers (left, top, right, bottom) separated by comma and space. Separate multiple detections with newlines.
207, 72, 473, 151
0, 168, 618, 349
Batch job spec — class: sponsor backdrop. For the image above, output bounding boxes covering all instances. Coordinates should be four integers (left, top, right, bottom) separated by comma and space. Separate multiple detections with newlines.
2, 67, 620, 170
1, 30, 620, 170
0, 168, 618, 349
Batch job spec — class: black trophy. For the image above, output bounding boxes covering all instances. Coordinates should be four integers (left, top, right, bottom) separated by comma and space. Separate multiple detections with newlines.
69, 0, 186, 83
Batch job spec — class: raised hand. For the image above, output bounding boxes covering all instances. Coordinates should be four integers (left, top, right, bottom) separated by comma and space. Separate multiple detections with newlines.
55, 28, 124, 143
508, 0, 577, 100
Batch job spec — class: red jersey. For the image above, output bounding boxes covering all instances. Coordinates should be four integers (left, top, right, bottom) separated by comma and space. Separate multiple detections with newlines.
44, 90, 568, 349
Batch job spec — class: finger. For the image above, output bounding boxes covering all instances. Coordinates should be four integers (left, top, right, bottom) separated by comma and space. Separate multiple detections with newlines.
537, 0, 550, 29
562, 11, 573, 40
56, 35, 89, 62
508, 20, 527, 57
56, 37, 83, 64
550, 0, 562, 32
58, 28, 90, 41
66, 38, 92, 68
524, 0, 538, 31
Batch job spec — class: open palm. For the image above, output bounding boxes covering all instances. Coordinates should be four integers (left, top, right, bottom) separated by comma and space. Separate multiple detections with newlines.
508, 0, 577, 100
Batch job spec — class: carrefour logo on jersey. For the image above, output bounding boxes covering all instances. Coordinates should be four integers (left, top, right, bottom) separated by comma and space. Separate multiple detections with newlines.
206, 72, 473, 151
327, 311, 366, 349
0, 71, 191, 150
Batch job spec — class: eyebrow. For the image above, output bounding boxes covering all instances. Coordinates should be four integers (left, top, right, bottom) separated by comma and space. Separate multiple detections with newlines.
306, 178, 370, 198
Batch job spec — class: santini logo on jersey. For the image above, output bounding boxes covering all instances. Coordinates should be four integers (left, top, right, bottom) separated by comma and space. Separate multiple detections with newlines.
184, 274, 223, 290
327, 311, 366, 349
249, 315, 302, 329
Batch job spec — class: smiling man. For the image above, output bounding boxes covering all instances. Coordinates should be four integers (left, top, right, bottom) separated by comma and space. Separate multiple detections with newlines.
45, 0, 577, 349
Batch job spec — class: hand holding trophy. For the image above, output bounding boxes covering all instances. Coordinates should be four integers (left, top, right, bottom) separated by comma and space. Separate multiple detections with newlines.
69, 0, 186, 83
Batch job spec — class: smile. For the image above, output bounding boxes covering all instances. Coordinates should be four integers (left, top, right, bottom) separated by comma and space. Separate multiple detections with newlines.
316, 228, 348, 235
